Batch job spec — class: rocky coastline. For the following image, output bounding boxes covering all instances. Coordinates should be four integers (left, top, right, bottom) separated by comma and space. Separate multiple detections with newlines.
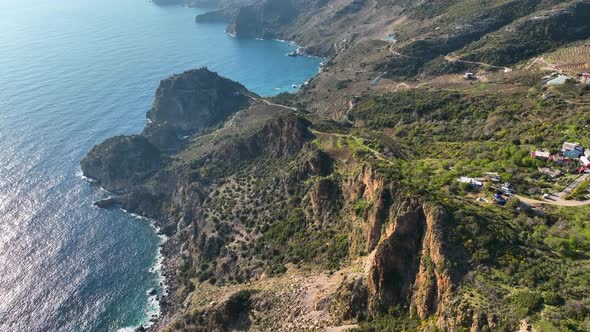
82, 67, 261, 331
83, 0, 590, 331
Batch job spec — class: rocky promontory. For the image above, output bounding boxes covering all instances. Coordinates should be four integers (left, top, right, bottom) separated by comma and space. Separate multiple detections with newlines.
81, 68, 257, 192
81, 135, 161, 193
144, 68, 257, 151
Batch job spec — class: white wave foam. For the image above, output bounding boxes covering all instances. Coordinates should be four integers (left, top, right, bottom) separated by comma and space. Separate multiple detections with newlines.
116, 209, 169, 332
75, 167, 97, 183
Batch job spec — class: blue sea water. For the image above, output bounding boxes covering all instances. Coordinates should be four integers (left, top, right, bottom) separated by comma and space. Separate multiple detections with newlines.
0, 0, 322, 331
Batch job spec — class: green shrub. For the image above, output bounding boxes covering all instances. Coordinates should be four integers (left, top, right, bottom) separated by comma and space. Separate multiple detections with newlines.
509, 291, 544, 317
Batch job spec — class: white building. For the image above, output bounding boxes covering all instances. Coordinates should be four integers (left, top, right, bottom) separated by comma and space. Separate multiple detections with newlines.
458, 177, 483, 187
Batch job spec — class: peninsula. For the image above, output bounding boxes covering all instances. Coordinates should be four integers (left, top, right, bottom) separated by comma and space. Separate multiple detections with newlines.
84, 0, 590, 331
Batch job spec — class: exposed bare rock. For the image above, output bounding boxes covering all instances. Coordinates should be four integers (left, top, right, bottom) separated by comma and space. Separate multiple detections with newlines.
329, 276, 368, 321
368, 205, 426, 313
367, 203, 454, 328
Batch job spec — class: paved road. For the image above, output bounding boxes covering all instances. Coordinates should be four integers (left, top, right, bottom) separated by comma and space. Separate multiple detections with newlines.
516, 172, 590, 207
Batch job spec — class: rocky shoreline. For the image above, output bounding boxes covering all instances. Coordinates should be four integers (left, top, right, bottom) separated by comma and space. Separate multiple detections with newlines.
81, 68, 261, 331
144, 224, 178, 332
83, 1, 590, 331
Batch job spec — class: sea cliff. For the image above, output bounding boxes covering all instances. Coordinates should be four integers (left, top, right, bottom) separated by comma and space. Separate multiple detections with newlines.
83, 0, 590, 330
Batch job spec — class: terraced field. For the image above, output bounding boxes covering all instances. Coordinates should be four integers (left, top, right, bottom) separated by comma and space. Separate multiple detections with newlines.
545, 43, 590, 75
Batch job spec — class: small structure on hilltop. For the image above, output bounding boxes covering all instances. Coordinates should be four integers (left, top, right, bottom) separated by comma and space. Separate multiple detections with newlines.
562, 142, 584, 158
500, 182, 513, 195
464, 72, 476, 80
383, 33, 398, 43
531, 150, 550, 159
458, 176, 483, 188
546, 75, 569, 86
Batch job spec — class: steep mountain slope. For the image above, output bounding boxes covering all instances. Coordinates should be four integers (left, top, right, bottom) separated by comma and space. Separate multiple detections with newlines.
83, 61, 590, 331
82, 0, 590, 331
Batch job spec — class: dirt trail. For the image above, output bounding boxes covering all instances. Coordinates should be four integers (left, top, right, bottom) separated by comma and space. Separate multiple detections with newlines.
445, 55, 510, 71
261, 98, 298, 111
525, 57, 557, 71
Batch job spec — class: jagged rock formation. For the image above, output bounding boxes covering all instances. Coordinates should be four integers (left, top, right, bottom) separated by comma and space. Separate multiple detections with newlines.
368, 204, 453, 323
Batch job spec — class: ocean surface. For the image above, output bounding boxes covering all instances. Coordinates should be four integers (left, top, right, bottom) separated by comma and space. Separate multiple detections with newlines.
0, 0, 322, 331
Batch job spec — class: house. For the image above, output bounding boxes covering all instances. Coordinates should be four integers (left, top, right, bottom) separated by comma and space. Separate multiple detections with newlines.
494, 194, 507, 206
464, 72, 476, 80
531, 150, 550, 159
546, 75, 569, 86
581, 156, 590, 167
562, 142, 583, 158
538, 167, 562, 178
458, 177, 483, 187
384, 33, 398, 43
500, 182, 513, 195
484, 172, 501, 182
579, 72, 590, 84
585, 150, 590, 159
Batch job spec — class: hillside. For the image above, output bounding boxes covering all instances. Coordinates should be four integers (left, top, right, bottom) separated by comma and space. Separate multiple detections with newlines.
83, 0, 590, 331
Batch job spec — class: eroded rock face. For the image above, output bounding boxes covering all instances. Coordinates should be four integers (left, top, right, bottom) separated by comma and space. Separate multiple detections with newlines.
299, 149, 334, 179
304, 178, 342, 226
343, 165, 392, 253
80, 135, 161, 193
368, 206, 426, 312
367, 204, 454, 325
411, 206, 453, 319
181, 290, 253, 332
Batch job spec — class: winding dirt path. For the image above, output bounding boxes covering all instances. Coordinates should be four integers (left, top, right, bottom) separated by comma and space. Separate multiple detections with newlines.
445, 55, 510, 71
261, 98, 298, 111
